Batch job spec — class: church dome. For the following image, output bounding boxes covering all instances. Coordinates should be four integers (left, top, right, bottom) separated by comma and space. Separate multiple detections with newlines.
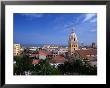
69, 32, 78, 42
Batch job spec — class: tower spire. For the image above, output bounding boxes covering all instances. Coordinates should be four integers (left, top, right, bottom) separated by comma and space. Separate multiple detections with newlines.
72, 28, 74, 33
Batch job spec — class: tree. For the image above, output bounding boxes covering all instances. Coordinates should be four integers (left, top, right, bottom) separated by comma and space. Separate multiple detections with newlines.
57, 64, 65, 74
14, 55, 32, 75
58, 61, 74, 75
14, 55, 97, 75
58, 58, 97, 75
73, 59, 83, 73
31, 59, 61, 75
80, 64, 97, 75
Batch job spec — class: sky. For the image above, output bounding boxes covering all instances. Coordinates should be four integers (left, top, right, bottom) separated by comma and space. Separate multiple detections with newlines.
14, 13, 97, 46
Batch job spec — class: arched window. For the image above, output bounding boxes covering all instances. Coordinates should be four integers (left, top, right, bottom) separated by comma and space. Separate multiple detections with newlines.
74, 38, 75, 41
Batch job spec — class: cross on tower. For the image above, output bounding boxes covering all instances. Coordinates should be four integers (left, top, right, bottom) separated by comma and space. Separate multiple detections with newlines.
72, 28, 74, 33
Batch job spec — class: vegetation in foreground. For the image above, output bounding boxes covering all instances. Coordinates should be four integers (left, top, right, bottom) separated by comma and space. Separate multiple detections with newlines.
14, 55, 97, 75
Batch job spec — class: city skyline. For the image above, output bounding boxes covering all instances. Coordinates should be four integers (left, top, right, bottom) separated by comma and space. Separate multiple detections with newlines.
14, 13, 97, 45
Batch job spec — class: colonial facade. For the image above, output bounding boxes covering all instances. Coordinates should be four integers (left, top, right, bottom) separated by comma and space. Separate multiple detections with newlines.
68, 31, 78, 55
14, 44, 21, 56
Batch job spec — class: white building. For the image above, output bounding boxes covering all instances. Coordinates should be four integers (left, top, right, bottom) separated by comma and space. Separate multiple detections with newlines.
14, 44, 21, 56
29, 47, 38, 51
58, 47, 68, 55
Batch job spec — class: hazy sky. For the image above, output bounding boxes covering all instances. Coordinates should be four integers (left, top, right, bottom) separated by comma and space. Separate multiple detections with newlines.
14, 13, 97, 45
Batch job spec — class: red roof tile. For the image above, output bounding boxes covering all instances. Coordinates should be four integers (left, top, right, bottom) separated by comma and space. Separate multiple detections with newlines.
51, 55, 65, 63
39, 50, 48, 56
75, 49, 97, 58
32, 59, 40, 65
31, 54, 37, 57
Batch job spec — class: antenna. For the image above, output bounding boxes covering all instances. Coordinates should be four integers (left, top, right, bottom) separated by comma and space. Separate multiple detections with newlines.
72, 28, 74, 33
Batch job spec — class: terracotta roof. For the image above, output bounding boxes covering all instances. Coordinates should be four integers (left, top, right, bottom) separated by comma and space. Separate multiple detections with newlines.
50, 55, 65, 63
31, 54, 37, 57
75, 49, 97, 58
39, 50, 48, 56
32, 59, 40, 65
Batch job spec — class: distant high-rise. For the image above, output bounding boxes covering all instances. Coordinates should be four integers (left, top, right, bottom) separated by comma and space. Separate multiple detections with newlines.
68, 30, 78, 55
92, 42, 96, 48
14, 44, 21, 56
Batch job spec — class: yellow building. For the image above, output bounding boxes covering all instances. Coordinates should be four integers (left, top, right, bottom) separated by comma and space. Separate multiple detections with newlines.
68, 31, 78, 55
14, 44, 21, 56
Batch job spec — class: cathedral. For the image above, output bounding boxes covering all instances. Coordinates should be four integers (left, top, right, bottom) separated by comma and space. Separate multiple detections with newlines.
68, 30, 78, 56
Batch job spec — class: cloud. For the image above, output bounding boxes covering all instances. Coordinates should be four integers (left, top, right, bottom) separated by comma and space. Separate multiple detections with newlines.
63, 24, 76, 32
75, 14, 85, 24
53, 15, 65, 24
90, 18, 97, 23
20, 13, 44, 18
90, 29, 96, 32
64, 22, 74, 28
83, 13, 96, 23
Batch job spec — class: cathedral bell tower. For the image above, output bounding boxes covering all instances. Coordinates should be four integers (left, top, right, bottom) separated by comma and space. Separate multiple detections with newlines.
68, 29, 78, 55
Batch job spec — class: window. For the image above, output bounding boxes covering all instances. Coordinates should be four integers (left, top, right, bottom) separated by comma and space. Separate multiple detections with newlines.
74, 38, 75, 41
